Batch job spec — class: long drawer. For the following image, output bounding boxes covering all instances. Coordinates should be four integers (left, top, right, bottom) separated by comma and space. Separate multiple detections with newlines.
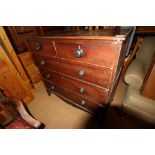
32, 54, 112, 90
26, 39, 56, 57
39, 68, 108, 105
55, 41, 116, 68
43, 80, 103, 111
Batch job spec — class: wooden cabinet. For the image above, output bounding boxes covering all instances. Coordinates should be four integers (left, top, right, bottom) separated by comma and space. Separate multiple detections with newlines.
25, 28, 133, 113
0, 45, 34, 104
0, 27, 33, 104
18, 52, 41, 87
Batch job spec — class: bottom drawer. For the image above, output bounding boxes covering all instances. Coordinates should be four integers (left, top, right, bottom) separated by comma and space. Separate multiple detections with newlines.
39, 68, 108, 104
43, 80, 103, 112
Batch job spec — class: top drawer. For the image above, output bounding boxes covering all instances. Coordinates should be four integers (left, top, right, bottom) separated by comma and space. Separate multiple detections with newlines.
26, 39, 56, 57
55, 41, 117, 68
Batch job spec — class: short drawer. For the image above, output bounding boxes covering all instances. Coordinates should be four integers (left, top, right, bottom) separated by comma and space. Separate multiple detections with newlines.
31, 54, 112, 90
40, 68, 108, 105
55, 41, 116, 68
26, 39, 56, 57
43, 80, 103, 111
31, 54, 58, 71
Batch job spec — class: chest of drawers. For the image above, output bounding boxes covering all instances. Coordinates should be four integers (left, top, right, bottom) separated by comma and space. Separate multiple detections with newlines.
25, 28, 132, 113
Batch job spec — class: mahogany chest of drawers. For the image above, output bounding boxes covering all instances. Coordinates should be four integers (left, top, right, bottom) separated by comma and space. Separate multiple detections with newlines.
25, 28, 132, 113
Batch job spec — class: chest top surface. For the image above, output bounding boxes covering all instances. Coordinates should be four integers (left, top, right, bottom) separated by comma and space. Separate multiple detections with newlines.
24, 28, 132, 41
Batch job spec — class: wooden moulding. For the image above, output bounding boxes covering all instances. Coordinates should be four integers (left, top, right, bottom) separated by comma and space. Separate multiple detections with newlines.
0, 26, 32, 90
0, 32, 34, 104
18, 51, 42, 87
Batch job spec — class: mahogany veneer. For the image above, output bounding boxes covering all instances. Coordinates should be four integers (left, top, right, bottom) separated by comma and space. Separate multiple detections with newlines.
25, 28, 133, 113
31, 54, 112, 89
26, 38, 56, 57
55, 41, 116, 68
39, 68, 107, 104
43, 80, 103, 112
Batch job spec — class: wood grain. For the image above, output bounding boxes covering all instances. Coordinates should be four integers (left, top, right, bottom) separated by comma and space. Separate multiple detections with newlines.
26, 38, 56, 57
43, 80, 103, 112
18, 52, 41, 86
55, 41, 116, 68
31, 54, 112, 90
39, 68, 108, 105
0, 45, 34, 104
25, 27, 133, 112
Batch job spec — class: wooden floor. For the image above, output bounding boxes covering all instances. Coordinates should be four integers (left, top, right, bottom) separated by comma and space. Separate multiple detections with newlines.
28, 81, 153, 129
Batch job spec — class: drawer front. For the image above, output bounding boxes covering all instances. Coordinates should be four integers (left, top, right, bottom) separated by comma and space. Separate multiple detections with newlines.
31, 54, 112, 90
31, 54, 58, 71
58, 60, 112, 90
40, 68, 108, 105
26, 39, 56, 57
55, 41, 116, 68
43, 80, 102, 111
